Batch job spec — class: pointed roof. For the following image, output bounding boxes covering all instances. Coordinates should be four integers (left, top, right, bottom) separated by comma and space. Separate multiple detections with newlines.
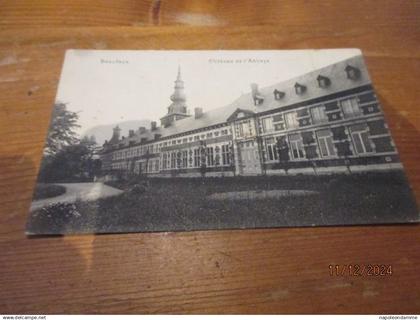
176, 65, 181, 81
170, 65, 186, 104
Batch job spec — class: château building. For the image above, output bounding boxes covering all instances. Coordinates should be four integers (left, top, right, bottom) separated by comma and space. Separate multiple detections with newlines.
99, 55, 401, 178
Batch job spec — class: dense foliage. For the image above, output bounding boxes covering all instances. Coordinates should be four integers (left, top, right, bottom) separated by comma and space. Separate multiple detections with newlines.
38, 103, 101, 182
44, 102, 80, 156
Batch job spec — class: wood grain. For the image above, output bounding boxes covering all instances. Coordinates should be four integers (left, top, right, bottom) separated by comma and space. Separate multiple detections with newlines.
0, 0, 419, 314
0, 0, 419, 28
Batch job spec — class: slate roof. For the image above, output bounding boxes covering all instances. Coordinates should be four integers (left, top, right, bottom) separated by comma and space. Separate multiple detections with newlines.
112, 54, 371, 148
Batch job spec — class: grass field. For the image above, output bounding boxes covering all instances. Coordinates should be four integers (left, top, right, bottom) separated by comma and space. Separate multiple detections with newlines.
26, 171, 419, 234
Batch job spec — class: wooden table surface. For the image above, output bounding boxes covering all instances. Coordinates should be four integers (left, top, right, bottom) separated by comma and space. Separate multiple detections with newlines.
0, 0, 419, 314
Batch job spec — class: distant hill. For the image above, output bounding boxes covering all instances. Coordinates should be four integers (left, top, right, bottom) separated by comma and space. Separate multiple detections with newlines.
82, 120, 151, 145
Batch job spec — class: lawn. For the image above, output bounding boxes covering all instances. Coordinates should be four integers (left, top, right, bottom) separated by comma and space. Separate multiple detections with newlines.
26, 171, 419, 234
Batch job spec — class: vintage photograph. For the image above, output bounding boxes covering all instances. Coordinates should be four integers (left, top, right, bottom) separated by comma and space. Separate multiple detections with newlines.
26, 49, 419, 234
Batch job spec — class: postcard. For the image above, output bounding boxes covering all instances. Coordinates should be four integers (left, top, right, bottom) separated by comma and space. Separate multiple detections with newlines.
26, 49, 419, 234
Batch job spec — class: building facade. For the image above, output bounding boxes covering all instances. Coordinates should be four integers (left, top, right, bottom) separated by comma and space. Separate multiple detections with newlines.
99, 55, 401, 178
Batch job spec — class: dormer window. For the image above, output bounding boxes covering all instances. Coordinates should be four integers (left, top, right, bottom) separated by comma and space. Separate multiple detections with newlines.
273, 89, 285, 100
253, 96, 264, 106
317, 75, 331, 88
294, 82, 306, 95
345, 65, 361, 80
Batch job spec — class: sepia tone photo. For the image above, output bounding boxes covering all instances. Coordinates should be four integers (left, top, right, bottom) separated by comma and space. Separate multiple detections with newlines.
26, 49, 419, 235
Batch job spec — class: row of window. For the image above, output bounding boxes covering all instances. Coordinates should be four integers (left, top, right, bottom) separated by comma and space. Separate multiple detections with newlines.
135, 159, 160, 174
260, 95, 377, 134
264, 123, 374, 162
165, 128, 232, 146
112, 127, 232, 160
113, 144, 158, 160
161, 144, 232, 170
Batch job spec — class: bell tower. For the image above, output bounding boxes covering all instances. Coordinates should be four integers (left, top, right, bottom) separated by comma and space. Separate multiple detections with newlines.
160, 66, 190, 127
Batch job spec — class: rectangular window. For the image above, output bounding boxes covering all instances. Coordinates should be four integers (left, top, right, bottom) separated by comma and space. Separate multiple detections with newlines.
273, 114, 283, 122
316, 129, 336, 157
288, 133, 305, 159
206, 147, 214, 166
285, 112, 299, 129
162, 154, 166, 169
236, 121, 253, 138
311, 105, 328, 124
236, 122, 245, 137
194, 149, 200, 167
265, 137, 278, 161
155, 159, 160, 172
341, 97, 361, 118
349, 124, 373, 154
221, 144, 231, 165
261, 117, 274, 133
170, 152, 176, 168
182, 150, 188, 168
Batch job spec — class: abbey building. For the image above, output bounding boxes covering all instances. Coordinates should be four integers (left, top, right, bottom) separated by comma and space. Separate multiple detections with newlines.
99, 55, 401, 177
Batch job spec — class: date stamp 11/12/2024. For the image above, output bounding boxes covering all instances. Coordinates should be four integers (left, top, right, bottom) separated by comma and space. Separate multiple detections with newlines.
329, 265, 393, 277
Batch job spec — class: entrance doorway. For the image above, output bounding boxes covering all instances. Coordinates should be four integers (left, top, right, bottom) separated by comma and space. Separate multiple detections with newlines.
238, 140, 262, 175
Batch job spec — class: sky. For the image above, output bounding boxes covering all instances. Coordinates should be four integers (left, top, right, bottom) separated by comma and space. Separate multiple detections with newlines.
56, 49, 361, 136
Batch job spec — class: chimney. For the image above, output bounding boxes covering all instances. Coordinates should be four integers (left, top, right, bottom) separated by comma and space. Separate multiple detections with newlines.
251, 83, 259, 97
139, 126, 146, 134
251, 83, 264, 106
128, 129, 135, 137
194, 107, 203, 119
151, 121, 157, 131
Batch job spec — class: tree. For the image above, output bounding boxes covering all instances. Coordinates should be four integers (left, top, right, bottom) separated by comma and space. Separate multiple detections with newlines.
80, 135, 97, 155
79, 135, 100, 179
332, 127, 353, 174
276, 136, 290, 175
302, 132, 319, 175
39, 144, 90, 182
229, 143, 236, 176
199, 141, 207, 178
143, 148, 154, 177
44, 102, 80, 156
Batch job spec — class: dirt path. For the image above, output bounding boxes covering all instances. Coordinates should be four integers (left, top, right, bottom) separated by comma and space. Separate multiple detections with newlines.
30, 182, 123, 211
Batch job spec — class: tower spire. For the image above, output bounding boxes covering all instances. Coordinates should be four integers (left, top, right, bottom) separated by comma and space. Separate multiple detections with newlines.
177, 65, 181, 81
171, 65, 186, 103
160, 66, 190, 127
